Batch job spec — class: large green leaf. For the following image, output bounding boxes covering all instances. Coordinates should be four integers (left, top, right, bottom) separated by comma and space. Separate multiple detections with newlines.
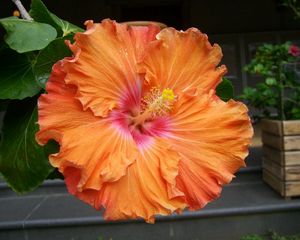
0, 99, 53, 193
0, 17, 57, 53
34, 37, 72, 88
0, 48, 41, 99
30, 0, 83, 37
216, 77, 234, 102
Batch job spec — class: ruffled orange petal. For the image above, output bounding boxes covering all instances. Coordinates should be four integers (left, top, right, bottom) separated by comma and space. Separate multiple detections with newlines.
36, 62, 138, 191
168, 91, 253, 209
64, 139, 186, 223
35, 18, 254, 223
129, 25, 161, 62
51, 121, 138, 189
37, 62, 90, 140
139, 27, 227, 93
63, 19, 160, 117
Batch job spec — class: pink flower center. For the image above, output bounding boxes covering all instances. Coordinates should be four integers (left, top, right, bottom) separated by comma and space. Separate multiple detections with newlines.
111, 87, 175, 148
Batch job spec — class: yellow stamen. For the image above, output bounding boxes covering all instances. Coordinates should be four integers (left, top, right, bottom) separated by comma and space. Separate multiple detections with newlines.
132, 87, 175, 126
162, 88, 175, 101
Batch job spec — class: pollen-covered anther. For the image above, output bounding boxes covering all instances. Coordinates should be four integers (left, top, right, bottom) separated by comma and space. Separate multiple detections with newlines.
131, 87, 175, 126
142, 87, 175, 118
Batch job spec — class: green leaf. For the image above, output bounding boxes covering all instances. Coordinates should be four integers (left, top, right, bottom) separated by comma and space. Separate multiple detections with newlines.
253, 63, 264, 73
0, 48, 41, 99
0, 17, 57, 53
34, 37, 72, 88
30, 0, 83, 37
265, 77, 277, 86
216, 77, 234, 101
0, 99, 53, 193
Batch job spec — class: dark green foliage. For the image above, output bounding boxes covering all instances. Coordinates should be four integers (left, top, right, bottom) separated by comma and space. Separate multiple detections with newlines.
0, 0, 82, 193
0, 48, 41, 99
0, 99, 54, 193
216, 77, 234, 102
239, 42, 300, 120
33, 37, 72, 88
241, 235, 264, 240
240, 231, 300, 240
29, 0, 83, 37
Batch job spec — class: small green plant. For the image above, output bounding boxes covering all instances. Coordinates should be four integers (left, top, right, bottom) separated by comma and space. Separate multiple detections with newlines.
240, 231, 300, 240
241, 234, 264, 240
98, 237, 113, 240
239, 42, 300, 121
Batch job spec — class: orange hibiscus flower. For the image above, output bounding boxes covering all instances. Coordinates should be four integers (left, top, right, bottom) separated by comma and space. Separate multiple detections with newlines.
36, 19, 253, 223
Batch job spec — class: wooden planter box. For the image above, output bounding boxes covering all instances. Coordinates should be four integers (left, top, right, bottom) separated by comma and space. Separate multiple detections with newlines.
261, 119, 300, 197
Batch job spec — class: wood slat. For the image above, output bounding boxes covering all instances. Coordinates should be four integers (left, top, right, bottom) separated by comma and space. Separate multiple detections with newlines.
262, 132, 300, 151
263, 158, 300, 181
283, 136, 300, 151
263, 159, 283, 179
263, 146, 300, 166
285, 167, 300, 181
263, 169, 300, 197
263, 169, 284, 196
261, 119, 300, 136
261, 119, 282, 136
262, 132, 282, 150
285, 151, 300, 166
263, 146, 284, 165
286, 182, 300, 197
283, 121, 300, 135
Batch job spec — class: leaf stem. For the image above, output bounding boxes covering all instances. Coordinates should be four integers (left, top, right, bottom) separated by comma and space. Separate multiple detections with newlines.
278, 64, 286, 120
285, 0, 300, 19
11, 0, 33, 21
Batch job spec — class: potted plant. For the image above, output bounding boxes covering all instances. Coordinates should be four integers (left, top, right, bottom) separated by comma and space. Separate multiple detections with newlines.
240, 42, 300, 198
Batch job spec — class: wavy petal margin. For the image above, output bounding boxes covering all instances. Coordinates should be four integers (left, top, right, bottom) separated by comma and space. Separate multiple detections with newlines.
37, 62, 138, 192
63, 19, 160, 117
63, 139, 186, 223
169, 91, 253, 209
139, 27, 227, 93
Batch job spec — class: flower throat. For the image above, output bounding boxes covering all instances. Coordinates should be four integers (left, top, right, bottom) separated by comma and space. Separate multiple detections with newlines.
131, 87, 175, 126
